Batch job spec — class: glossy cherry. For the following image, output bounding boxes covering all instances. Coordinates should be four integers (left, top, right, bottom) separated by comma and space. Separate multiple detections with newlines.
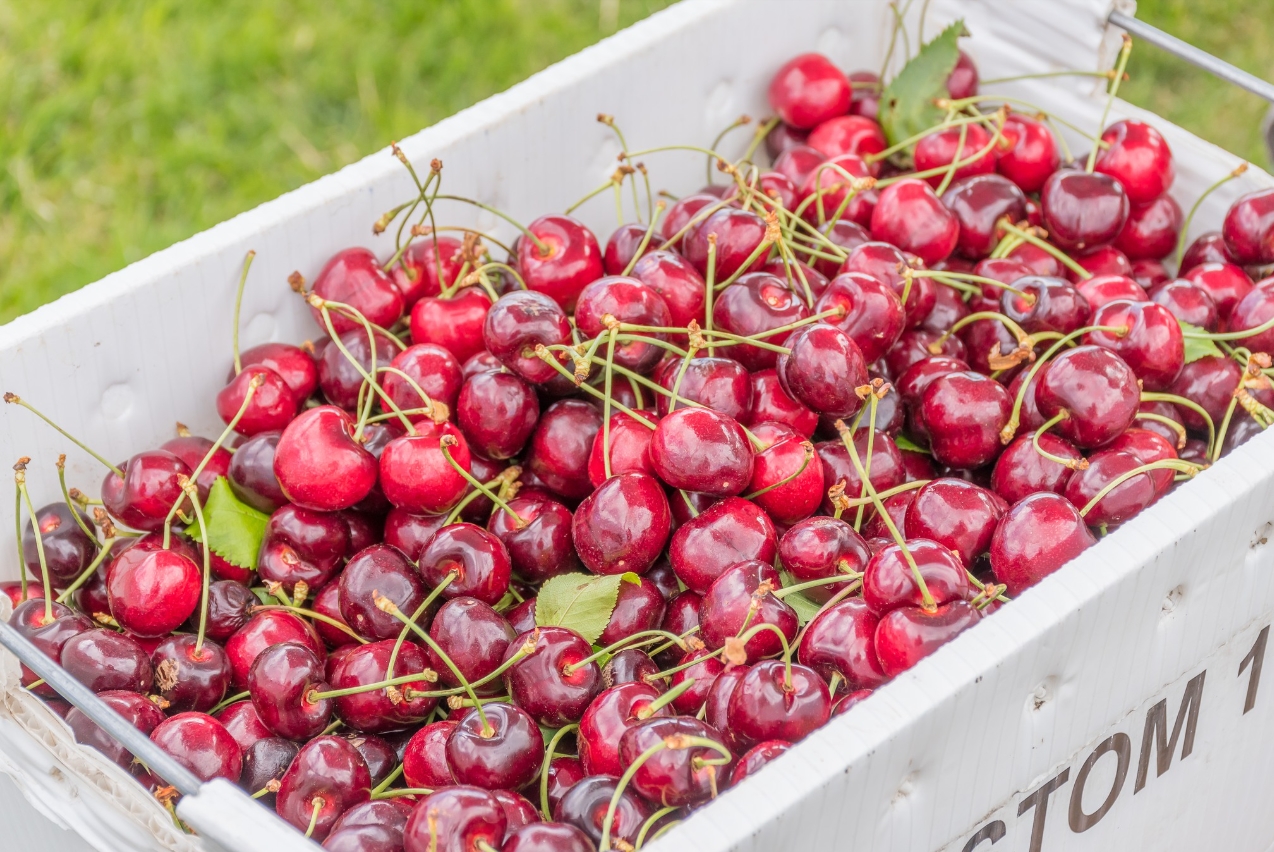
777, 323, 869, 418
668, 496, 777, 593
100, 449, 191, 533
920, 371, 1012, 469
446, 702, 544, 791
411, 287, 493, 366
516, 215, 604, 311
1035, 345, 1140, 448
339, 543, 427, 641
428, 596, 515, 696
619, 716, 730, 807
991, 430, 1084, 504
379, 422, 471, 516
526, 400, 603, 500
768, 53, 852, 128
577, 682, 667, 777
1062, 449, 1157, 527
1084, 299, 1184, 390
152, 634, 231, 712
225, 610, 325, 690
489, 494, 581, 583
1115, 195, 1182, 261
726, 660, 830, 746
650, 406, 754, 497
150, 712, 242, 783
870, 178, 958, 265
311, 247, 404, 334
710, 272, 810, 370
1040, 170, 1130, 251
874, 600, 981, 678
552, 775, 651, 849
1095, 120, 1174, 204
655, 357, 752, 420
274, 406, 377, 511
503, 627, 601, 727
248, 642, 332, 740
997, 113, 1060, 193
327, 640, 436, 733
276, 735, 371, 841
990, 492, 1097, 593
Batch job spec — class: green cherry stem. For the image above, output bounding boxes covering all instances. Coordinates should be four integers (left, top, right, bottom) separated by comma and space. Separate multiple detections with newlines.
231, 250, 257, 376
3, 395, 123, 478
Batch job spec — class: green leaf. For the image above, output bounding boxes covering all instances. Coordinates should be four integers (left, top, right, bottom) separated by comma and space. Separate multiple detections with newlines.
878, 19, 967, 148
784, 589, 824, 626
893, 433, 931, 455
1180, 320, 1223, 363
186, 476, 269, 570
535, 572, 636, 645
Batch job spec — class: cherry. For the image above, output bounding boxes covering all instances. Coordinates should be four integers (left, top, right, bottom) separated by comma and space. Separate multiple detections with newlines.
274, 406, 377, 511
727, 660, 830, 746
1131, 258, 1171, 291
215, 701, 274, 751
105, 545, 200, 638
160, 435, 232, 507
515, 215, 603, 311
843, 242, 934, 328
767, 122, 811, 157
402, 720, 458, 789
379, 422, 472, 515
324, 800, 410, 852
600, 578, 666, 648
801, 153, 876, 226
650, 407, 754, 497
574, 276, 672, 374
630, 250, 707, 329
248, 642, 332, 740
862, 539, 971, 614
808, 114, 887, 162
489, 495, 580, 583
1177, 267, 1250, 328
503, 823, 595, 852
668, 496, 777, 593
769, 53, 852, 128
1000, 276, 1092, 336
307, 584, 354, 649
1062, 449, 1157, 527
327, 640, 437, 733
602, 648, 662, 689
454, 373, 539, 463
310, 248, 404, 335
815, 429, 906, 514
798, 597, 886, 691
482, 290, 572, 385
227, 430, 287, 513
1072, 246, 1134, 281
848, 70, 882, 117
1076, 273, 1148, 312
779, 516, 871, 603
225, 610, 325, 690
730, 740, 791, 787
202, 580, 256, 642
67, 689, 166, 769
58, 629, 151, 694
503, 627, 601, 726
914, 123, 996, 188
416, 523, 511, 606
907, 479, 1006, 568
553, 775, 651, 849
543, 757, 585, 814
150, 712, 242, 783
152, 634, 231, 712
380, 343, 463, 419
217, 366, 299, 436
1149, 280, 1219, 331
428, 596, 515, 696
699, 560, 798, 661
493, 790, 540, 839
1095, 120, 1174, 204
1227, 285, 1274, 353
945, 49, 978, 97
585, 413, 654, 490
666, 647, 723, 716
660, 591, 702, 659
655, 357, 751, 420
239, 737, 299, 806
874, 600, 981, 677
578, 682, 667, 777
920, 371, 1012, 469
527, 400, 604, 500
277, 735, 371, 841
870, 179, 958, 265
991, 430, 1084, 504
683, 207, 769, 280
943, 174, 1027, 260
505, 597, 538, 635
1006, 242, 1065, 277
661, 193, 721, 246
777, 323, 869, 418
603, 223, 652, 276
411, 287, 493, 366
1169, 355, 1241, 432
1036, 345, 1140, 448
896, 354, 971, 407
991, 492, 1097, 593
1040, 170, 1130, 251
7, 599, 91, 694
997, 113, 1059, 193
619, 716, 730, 807
21, 502, 95, 589
383, 509, 447, 563
1115, 195, 1182, 261
814, 273, 904, 364
444, 702, 544, 791
237, 341, 320, 400
710, 272, 810, 370
256, 505, 349, 593
745, 368, 819, 437
808, 219, 870, 278
1084, 299, 1184, 390
394, 234, 465, 306
746, 423, 824, 525
100, 449, 191, 533
668, 488, 714, 531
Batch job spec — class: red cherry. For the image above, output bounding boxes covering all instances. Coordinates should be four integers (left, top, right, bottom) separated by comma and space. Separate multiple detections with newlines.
777, 323, 869, 418
660, 193, 721, 246
225, 610, 325, 690
503, 627, 601, 727
482, 290, 572, 384
800, 153, 876, 227
943, 174, 1028, 260
526, 400, 604, 500
100, 449, 192, 532
1169, 355, 1242, 432
726, 660, 830, 746
799, 597, 886, 690
710, 273, 810, 370
1063, 449, 1157, 527
379, 422, 471, 515
654, 357, 751, 421
1084, 299, 1184, 390
276, 736, 371, 841
59, 629, 153, 694
1041, 170, 1130, 251
618, 716, 730, 807
684, 208, 770, 280
410, 287, 492, 365
274, 406, 377, 511
1149, 280, 1219, 331
1035, 345, 1140, 448
236, 342, 319, 400
1227, 285, 1274, 353
1182, 261, 1253, 321
106, 546, 201, 638
553, 775, 650, 849
863, 539, 971, 614
946, 50, 979, 98
907, 478, 1007, 567
151, 634, 231, 713
745, 368, 819, 437
394, 235, 465, 306
572, 472, 671, 575
1095, 120, 1174, 204
815, 429, 906, 514
247, 643, 332, 740
1114, 195, 1182, 261
311, 248, 404, 335
809, 219, 870, 278
870, 179, 958, 265
990, 492, 1097, 593
843, 242, 934, 327
578, 682, 667, 777
257, 504, 349, 593
874, 600, 981, 677
327, 640, 436, 733
216, 366, 299, 436
338, 543, 427, 641
730, 740, 792, 787
227, 431, 287, 513
1000, 275, 1092, 336
807, 114, 887, 162
913, 123, 996, 188
603, 223, 654, 276
418, 523, 511, 606
402, 720, 458, 789
382, 343, 463, 420
67, 690, 166, 769
997, 114, 1060, 193
574, 276, 672, 373
150, 712, 242, 783
650, 407, 754, 497
489, 495, 581, 583
768, 53, 852, 129
1071, 245, 1134, 282
630, 250, 708, 329
457, 369, 539, 460
1104, 427, 1178, 497
446, 702, 544, 791
216, 700, 274, 753
516, 215, 603, 311
920, 371, 1012, 469
1076, 273, 1148, 312
779, 516, 871, 602
668, 496, 776, 594
991, 430, 1084, 504
1131, 258, 1171, 291
746, 423, 824, 525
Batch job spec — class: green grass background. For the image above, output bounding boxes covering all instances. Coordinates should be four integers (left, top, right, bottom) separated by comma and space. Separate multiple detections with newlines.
1, 0, 1270, 324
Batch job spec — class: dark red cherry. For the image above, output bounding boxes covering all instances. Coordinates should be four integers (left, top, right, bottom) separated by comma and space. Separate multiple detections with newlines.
991, 430, 1084, 504
1228, 285, 1274, 354
1170, 355, 1242, 432
526, 400, 604, 500
710, 272, 810, 370
274, 406, 377, 511
746, 424, 824, 525
661, 193, 721, 246
100, 449, 191, 533
403, 787, 506, 852
914, 123, 996, 188
777, 323, 869, 418
618, 716, 730, 807
683, 207, 769, 280
337, 544, 425, 641
815, 429, 906, 515
215, 700, 273, 751
1036, 345, 1140, 448
574, 276, 672, 373
816, 271, 905, 363
417, 523, 511, 606
247, 642, 331, 740
943, 174, 1028, 260
578, 682, 667, 777
402, 720, 458, 789
446, 702, 543, 791
767, 122, 811, 158
660, 591, 702, 661
870, 179, 958, 266
227, 430, 287, 513
1040, 170, 1129, 251
276, 735, 371, 841
150, 712, 242, 783
588, 410, 657, 487
920, 371, 1012, 469
843, 242, 934, 328
378, 421, 471, 516
906, 479, 1006, 568
516, 215, 603, 311
428, 596, 514, 697
225, 610, 325, 690
1095, 120, 1174, 204
456, 370, 539, 460
411, 287, 493, 366
730, 740, 791, 786
601, 648, 661, 689
1131, 258, 1171, 291
327, 640, 436, 733
1181, 231, 1236, 272
503, 627, 601, 727
21, 502, 95, 589
991, 492, 1097, 593
799, 596, 886, 690
604, 223, 654, 276
202, 580, 255, 642
874, 600, 981, 677
1072, 245, 1134, 280
1076, 273, 1148, 312
668, 497, 776, 593
503, 823, 595, 852
997, 113, 1060, 193
489, 495, 581, 583
800, 153, 876, 226
1182, 262, 1253, 321
239, 736, 300, 805
1000, 275, 1091, 336
1115, 195, 1182, 261
7, 599, 91, 695
1007, 242, 1065, 277
1149, 280, 1219, 331
863, 538, 971, 614
779, 516, 871, 603
745, 368, 819, 437
482, 290, 572, 384
309, 583, 354, 649
727, 660, 830, 746
655, 357, 751, 422
257, 504, 349, 593
67, 689, 165, 770
599, 577, 666, 646
161, 434, 232, 506
1062, 449, 1156, 527
631, 250, 707, 329
573, 473, 671, 575
1084, 299, 1184, 390
552, 775, 651, 849
543, 757, 585, 814
152, 634, 231, 712
971, 256, 1033, 311
324, 800, 410, 852
650, 407, 754, 497
383, 509, 447, 563
769, 53, 852, 128
59, 629, 152, 694
492, 790, 540, 839
699, 560, 798, 662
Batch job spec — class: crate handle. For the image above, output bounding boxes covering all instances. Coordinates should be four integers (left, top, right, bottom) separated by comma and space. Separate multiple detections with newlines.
1108, 10, 1274, 104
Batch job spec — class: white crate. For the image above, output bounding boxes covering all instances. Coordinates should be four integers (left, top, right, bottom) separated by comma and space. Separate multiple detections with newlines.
2, 1, 1273, 850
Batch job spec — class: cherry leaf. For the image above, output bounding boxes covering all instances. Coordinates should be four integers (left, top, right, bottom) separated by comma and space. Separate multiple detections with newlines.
779, 570, 825, 626
186, 476, 269, 570
1180, 320, 1222, 363
878, 19, 967, 149
893, 433, 931, 454
534, 572, 638, 645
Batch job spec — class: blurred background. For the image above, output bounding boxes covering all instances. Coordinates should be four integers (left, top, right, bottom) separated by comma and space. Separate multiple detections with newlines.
1, 0, 1270, 325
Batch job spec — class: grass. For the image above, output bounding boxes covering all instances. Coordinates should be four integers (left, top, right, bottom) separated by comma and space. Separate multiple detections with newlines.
0, 0, 1270, 325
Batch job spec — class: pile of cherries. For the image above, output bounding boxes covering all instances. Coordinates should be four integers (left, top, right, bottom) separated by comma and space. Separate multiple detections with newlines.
6, 38, 1274, 852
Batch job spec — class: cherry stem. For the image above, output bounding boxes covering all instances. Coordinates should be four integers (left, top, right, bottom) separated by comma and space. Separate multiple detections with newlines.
372, 787, 435, 800
439, 440, 524, 526
370, 763, 404, 797
636, 806, 681, 850
1034, 411, 1088, 470
933, 121, 971, 197
252, 604, 369, 645
734, 621, 795, 681
1141, 391, 1217, 458
207, 691, 251, 715
533, 346, 658, 429
307, 669, 444, 702
445, 468, 520, 526
11, 477, 25, 602
55, 536, 117, 605
865, 112, 997, 164
602, 328, 618, 480
836, 417, 936, 611
775, 239, 818, 308
230, 250, 257, 375
929, 310, 1029, 355
910, 268, 1034, 302
538, 722, 579, 819
565, 176, 622, 217
1087, 35, 1133, 172
432, 195, 549, 254
620, 202, 668, 278
706, 115, 753, 185
1134, 412, 1188, 449
304, 797, 324, 839
744, 441, 815, 500
666, 338, 701, 416
387, 572, 454, 681
375, 367, 445, 427
1079, 458, 1203, 518
4, 395, 123, 478
774, 573, 863, 599
742, 117, 780, 165
15, 466, 53, 622
1183, 310, 1274, 341
1176, 163, 1249, 267
55, 456, 98, 543
564, 629, 688, 676
175, 479, 213, 653
837, 478, 931, 508
940, 95, 1110, 148
656, 199, 731, 253
1213, 395, 1240, 462
997, 222, 1092, 280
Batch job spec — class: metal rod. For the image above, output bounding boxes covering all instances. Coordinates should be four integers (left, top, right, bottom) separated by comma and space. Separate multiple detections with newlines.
1109, 10, 1274, 104
0, 618, 203, 795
